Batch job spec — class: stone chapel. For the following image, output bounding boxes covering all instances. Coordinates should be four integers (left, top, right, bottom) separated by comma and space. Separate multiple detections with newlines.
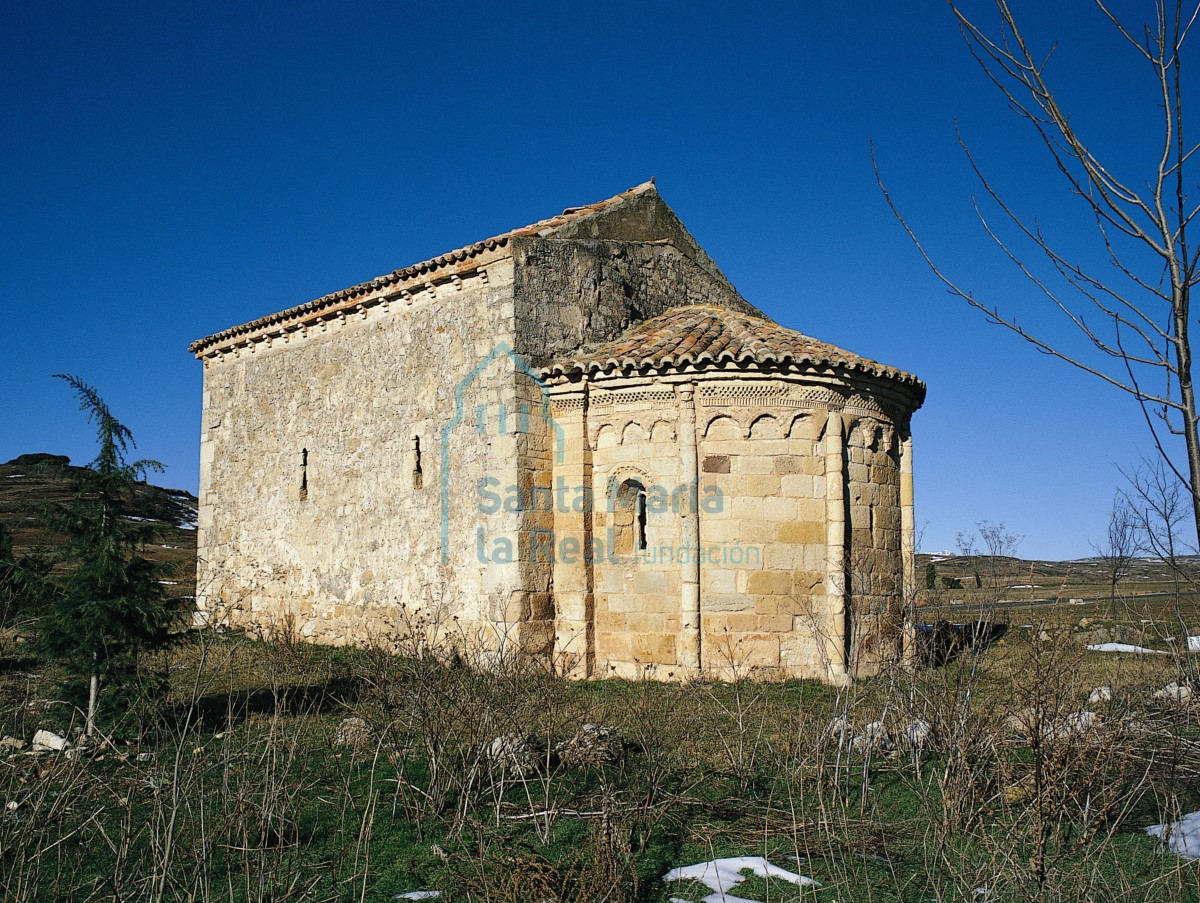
190, 182, 925, 683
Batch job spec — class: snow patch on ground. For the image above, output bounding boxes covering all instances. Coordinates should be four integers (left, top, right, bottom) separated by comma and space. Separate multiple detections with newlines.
1189, 636, 1200, 652
178, 521, 197, 531
1147, 810, 1200, 859
1086, 643, 1166, 654
663, 856, 817, 903
394, 892, 441, 900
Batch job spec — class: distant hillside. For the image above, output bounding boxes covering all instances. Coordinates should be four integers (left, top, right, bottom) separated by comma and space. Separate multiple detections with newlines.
3, 452, 1185, 620
915, 548, 1197, 614
0, 453, 197, 604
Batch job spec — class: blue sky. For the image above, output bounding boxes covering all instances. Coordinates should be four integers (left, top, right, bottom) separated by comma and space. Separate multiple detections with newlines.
0, 1, 1183, 559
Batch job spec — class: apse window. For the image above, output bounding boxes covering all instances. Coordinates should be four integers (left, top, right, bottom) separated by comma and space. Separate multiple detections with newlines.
612, 478, 648, 557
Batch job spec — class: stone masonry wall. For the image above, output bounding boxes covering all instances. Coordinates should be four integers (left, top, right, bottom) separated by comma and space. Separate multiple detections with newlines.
845, 417, 904, 676
696, 396, 830, 679
193, 208, 917, 682
511, 239, 759, 366
197, 262, 525, 648
587, 388, 685, 680
548, 370, 911, 682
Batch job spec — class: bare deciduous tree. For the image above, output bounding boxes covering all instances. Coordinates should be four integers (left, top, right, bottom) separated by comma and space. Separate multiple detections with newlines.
1122, 456, 1200, 680
877, 1, 1200, 546
1091, 494, 1140, 604
1123, 456, 1195, 564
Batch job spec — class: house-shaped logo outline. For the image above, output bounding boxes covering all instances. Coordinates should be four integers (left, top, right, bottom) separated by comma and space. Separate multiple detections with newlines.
439, 341, 566, 563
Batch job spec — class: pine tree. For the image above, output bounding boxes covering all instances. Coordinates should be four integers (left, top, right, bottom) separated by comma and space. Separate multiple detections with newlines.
0, 523, 23, 631
38, 375, 179, 735
924, 562, 938, 591
0, 522, 50, 646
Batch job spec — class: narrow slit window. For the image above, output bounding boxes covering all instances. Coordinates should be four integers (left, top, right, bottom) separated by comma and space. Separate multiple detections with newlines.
412, 436, 423, 489
613, 478, 647, 558
299, 448, 309, 500
635, 485, 648, 551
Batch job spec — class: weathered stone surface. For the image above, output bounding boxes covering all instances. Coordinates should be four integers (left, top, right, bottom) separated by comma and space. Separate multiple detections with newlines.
555, 723, 624, 768
190, 183, 924, 686
850, 721, 893, 755
1088, 686, 1114, 706
826, 715, 855, 749
1049, 710, 1098, 739
1074, 626, 1145, 647
1003, 774, 1037, 805
333, 716, 373, 751
1003, 708, 1099, 740
31, 730, 69, 753
1002, 708, 1038, 739
898, 719, 932, 753
1154, 682, 1195, 705
486, 733, 545, 777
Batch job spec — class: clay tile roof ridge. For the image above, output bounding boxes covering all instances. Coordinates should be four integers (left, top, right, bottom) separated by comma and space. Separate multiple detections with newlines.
189, 180, 658, 354
544, 303, 923, 388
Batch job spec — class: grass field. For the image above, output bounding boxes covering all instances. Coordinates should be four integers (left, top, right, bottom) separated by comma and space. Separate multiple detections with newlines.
3, 460, 1200, 900
2, 600, 1200, 902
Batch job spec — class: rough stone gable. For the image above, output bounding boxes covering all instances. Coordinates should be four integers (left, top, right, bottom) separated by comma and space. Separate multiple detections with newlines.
512, 238, 760, 364
537, 182, 738, 295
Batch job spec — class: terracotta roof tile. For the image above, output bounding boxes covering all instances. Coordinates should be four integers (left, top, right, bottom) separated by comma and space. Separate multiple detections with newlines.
544, 305, 925, 396
190, 180, 659, 355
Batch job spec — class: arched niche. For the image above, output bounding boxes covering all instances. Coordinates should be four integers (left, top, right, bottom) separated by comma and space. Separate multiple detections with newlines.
650, 419, 676, 443
748, 413, 781, 439
704, 415, 741, 441
621, 421, 647, 445
593, 423, 618, 450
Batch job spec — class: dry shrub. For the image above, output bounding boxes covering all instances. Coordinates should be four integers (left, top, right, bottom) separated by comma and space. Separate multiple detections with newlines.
7, 583, 1200, 902
454, 818, 638, 903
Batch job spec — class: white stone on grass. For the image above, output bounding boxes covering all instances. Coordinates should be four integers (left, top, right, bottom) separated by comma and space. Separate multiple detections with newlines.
1003, 709, 1098, 740
850, 720, 893, 755
1049, 711, 1097, 739
555, 723, 623, 767
485, 733, 544, 777
1088, 686, 1114, 706
334, 716, 373, 750
826, 715, 854, 749
31, 730, 70, 753
1153, 682, 1195, 705
899, 719, 932, 752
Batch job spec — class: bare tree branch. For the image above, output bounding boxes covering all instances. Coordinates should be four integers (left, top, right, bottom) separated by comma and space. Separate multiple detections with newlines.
872, 145, 1181, 410
878, 0, 1200, 546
